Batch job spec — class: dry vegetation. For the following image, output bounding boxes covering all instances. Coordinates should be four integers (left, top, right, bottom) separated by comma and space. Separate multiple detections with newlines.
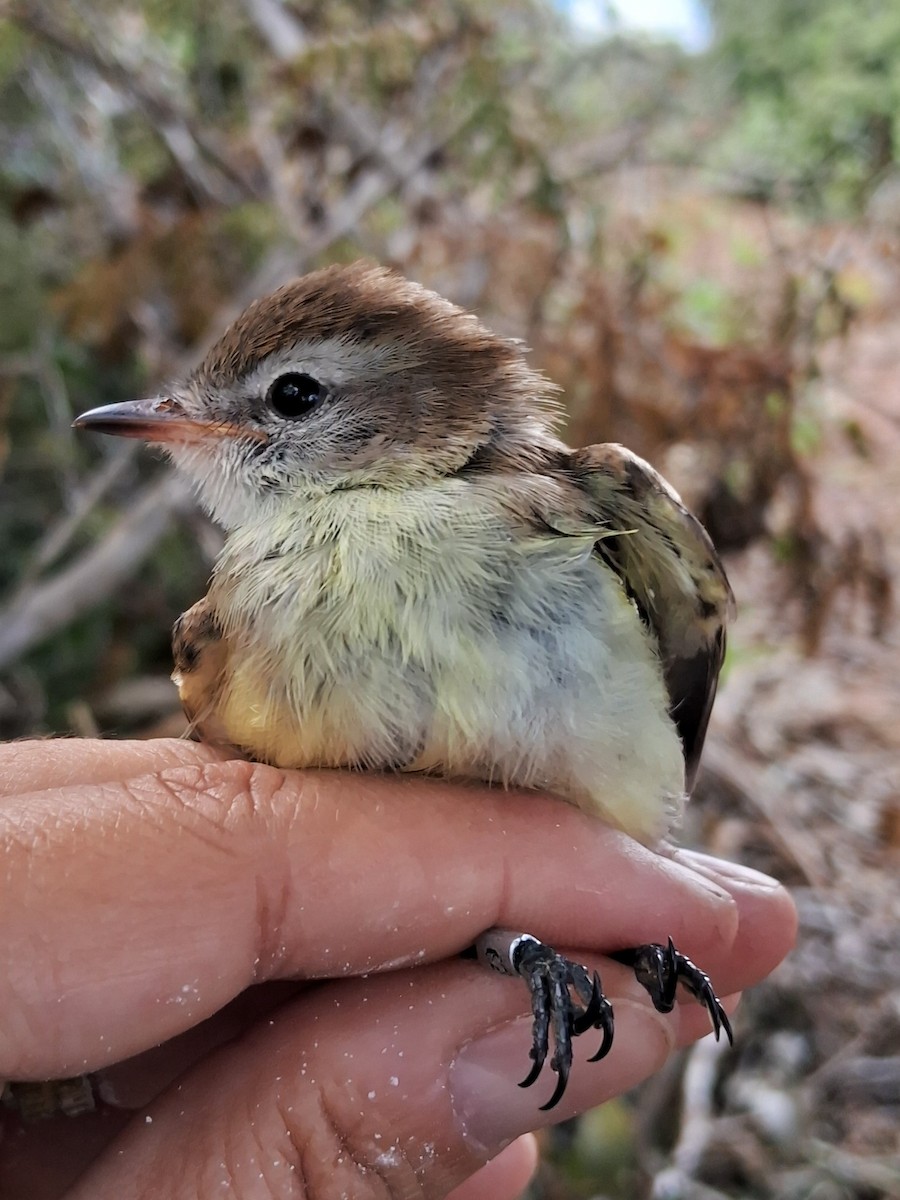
0, 2, 898, 1196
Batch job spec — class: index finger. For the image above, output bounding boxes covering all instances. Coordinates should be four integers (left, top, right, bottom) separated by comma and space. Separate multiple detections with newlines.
0, 737, 228, 798
1, 741, 749, 1079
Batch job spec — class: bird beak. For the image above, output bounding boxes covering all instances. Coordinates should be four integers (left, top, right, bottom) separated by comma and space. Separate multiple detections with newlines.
73, 397, 265, 444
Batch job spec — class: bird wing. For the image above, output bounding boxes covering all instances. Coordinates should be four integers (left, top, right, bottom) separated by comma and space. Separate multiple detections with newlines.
556, 443, 735, 793
171, 596, 240, 751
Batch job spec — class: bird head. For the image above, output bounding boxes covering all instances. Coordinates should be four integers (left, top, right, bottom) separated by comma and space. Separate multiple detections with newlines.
74, 262, 559, 529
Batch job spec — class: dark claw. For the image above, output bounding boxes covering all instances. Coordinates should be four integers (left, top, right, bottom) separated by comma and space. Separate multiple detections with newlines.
542, 1050, 570, 1111
572, 970, 602, 1032
571, 970, 614, 1061
663, 937, 679, 1008
684, 963, 734, 1045
518, 954, 551, 1088
519, 1052, 545, 1090
611, 938, 733, 1044
511, 940, 614, 1109
542, 963, 576, 1111
585, 979, 615, 1062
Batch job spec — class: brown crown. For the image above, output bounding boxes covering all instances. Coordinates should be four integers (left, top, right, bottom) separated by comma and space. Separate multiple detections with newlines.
196, 261, 521, 385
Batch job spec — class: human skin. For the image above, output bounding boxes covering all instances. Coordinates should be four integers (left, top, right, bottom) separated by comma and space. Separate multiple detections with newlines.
0, 739, 797, 1199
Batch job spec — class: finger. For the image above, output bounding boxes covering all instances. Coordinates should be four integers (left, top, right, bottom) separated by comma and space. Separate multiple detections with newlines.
0, 1122, 539, 1200
65, 958, 683, 1200
671, 850, 798, 994
96, 981, 308, 1109
445, 1137, 538, 1200
0, 738, 227, 799
1, 758, 743, 1077
0, 983, 737, 1200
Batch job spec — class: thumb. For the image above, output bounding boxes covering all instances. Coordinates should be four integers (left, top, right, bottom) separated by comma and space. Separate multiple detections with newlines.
68, 957, 680, 1199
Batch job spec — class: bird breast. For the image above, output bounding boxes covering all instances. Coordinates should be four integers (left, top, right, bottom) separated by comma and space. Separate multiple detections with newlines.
206, 476, 686, 845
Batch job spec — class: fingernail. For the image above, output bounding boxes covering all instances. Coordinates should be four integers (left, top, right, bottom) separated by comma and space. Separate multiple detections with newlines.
674, 850, 783, 893
666, 861, 733, 905
449, 1000, 674, 1155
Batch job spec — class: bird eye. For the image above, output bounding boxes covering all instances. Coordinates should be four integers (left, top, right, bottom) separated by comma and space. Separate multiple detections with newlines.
266, 373, 327, 419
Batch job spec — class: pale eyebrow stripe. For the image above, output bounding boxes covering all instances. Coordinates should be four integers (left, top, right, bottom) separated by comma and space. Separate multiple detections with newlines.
239, 337, 417, 393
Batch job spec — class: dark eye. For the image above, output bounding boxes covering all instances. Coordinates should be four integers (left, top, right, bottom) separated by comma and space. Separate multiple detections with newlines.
266, 373, 327, 419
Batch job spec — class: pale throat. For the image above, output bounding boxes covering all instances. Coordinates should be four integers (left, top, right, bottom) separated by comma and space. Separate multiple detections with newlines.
207, 473, 528, 650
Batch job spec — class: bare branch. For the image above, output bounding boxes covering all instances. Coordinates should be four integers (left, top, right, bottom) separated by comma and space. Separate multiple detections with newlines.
240, 0, 306, 58
8, 0, 256, 205
0, 476, 193, 671
23, 446, 138, 578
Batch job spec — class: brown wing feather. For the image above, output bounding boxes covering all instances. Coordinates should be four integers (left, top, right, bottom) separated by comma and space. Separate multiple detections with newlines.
565, 443, 734, 793
171, 596, 238, 750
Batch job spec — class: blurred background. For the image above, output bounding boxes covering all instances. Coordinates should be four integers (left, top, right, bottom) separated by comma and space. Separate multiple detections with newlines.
1, 0, 898, 1195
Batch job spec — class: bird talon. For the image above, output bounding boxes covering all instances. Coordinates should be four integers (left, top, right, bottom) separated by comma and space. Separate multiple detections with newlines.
611, 939, 732, 1042
518, 1058, 544, 1090
508, 937, 614, 1109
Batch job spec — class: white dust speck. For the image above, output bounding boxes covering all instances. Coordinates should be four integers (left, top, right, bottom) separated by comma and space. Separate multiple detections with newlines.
367, 1090, 376, 1100
168, 982, 200, 1006
145, 1115, 153, 1124
389, 1076, 399, 1087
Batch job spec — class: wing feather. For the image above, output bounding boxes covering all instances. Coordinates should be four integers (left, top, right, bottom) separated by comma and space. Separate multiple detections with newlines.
563, 444, 734, 792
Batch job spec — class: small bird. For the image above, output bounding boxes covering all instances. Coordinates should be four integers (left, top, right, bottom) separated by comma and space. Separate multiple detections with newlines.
76, 261, 734, 1109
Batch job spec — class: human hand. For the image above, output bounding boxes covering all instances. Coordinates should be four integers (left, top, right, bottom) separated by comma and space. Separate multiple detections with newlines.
0, 739, 796, 1199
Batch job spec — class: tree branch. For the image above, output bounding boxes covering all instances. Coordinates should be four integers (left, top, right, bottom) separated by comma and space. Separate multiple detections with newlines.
0, 476, 193, 671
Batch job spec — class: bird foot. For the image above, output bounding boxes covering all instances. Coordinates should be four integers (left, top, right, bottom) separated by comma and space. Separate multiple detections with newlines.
473, 930, 613, 1110
611, 937, 733, 1043
473, 929, 731, 1109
